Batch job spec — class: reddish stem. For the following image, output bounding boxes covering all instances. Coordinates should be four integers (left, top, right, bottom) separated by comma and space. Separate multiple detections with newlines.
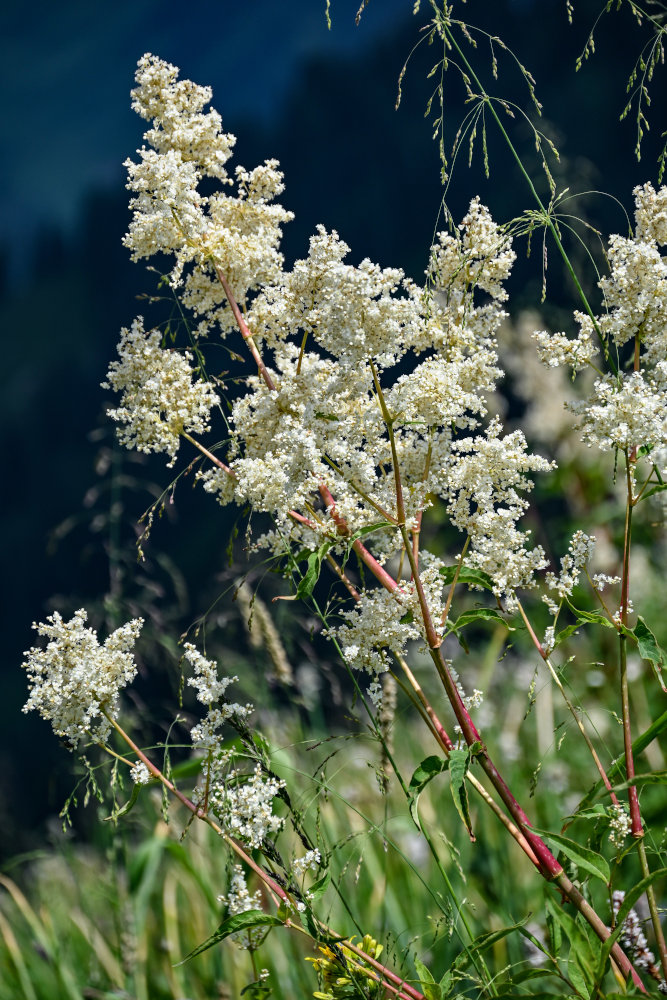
319, 483, 399, 594
214, 266, 277, 392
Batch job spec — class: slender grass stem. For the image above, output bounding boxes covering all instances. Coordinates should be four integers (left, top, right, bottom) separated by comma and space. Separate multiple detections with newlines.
516, 600, 621, 809
443, 25, 615, 370
620, 453, 643, 838
636, 837, 667, 984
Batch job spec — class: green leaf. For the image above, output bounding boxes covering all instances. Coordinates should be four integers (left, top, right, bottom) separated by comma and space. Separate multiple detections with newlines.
414, 956, 443, 1000
545, 904, 561, 955
296, 541, 333, 600
531, 829, 610, 885
105, 781, 141, 821
240, 982, 272, 999
565, 599, 615, 629
453, 920, 528, 972
629, 616, 667, 692
439, 565, 495, 590
545, 898, 595, 991
450, 607, 513, 631
408, 756, 449, 828
350, 520, 396, 537
307, 869, 331, 903
449, 748, 475, 841
552, 623, 584, 648
637, 482, 667, 502
175, 910, 283, 964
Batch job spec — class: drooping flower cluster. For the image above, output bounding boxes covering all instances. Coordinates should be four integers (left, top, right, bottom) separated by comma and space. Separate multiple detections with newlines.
292, 849, 322, 878
534, 183, 667, 456
543, 530, 596, 614
185, 643, 252, 750
22, 611, 143, 748
182, 643, 283, 847
612, 890, 664, 987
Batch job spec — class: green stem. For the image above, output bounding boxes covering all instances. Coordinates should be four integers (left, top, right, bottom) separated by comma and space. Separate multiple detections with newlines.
637, 837, 667, 985
620, 453, 643, 838
516, 600, 621, 810
443, 25, 614, 370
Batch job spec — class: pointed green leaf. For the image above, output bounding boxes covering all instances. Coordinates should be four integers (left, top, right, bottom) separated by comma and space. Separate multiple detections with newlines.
296, 541, 333, 600
414, 957, 443, 1000
408, 756, 449, 828
105, 781, 141, 821
629, 616, 666, 692
545, 898, 595, 990
453, 920, 528, 972
348, 520, 396, 541
451, 607, 513, 631
307, 869, 331, 903
532, 829, 610, 885
565, 600, 615, 629
439, 565, 495, 590
449, 748, 475, 841
637, 482, 667, 502
175, 910, 283, 964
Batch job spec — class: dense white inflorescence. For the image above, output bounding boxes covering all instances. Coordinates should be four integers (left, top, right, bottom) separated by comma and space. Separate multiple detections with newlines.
209, 764, 285, 849
103, 56, 667, 737
99, 54, 573, 690
103, 317, 220, 465
125, 54, 293, 307
533, 182, 667, 456
22, 611, 143, 748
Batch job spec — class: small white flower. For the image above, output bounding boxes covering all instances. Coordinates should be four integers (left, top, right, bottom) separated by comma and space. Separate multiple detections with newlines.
22, 610, 143, 749
130, 761, 152, 785
103, 317, 219, 465
608, 804, 631, 849
292, 849, 321, 877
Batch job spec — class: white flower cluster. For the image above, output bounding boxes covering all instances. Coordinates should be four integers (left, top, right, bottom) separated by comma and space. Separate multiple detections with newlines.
292, 848, 321, 878
184, 643, 252, 750
217, 864, 265, 950
209, 764, 285, 849
543, 530, 596, 613
103, 317, 219, 465
534, 183, 667, 455
130, 761, 152, 785
607, 803, 631, 849
447, 420, 553, 609
125, 54, 293, 311
22, 610, 143, 748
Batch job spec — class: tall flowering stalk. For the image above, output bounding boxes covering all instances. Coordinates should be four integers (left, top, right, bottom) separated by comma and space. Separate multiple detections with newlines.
22, 48, 667, 997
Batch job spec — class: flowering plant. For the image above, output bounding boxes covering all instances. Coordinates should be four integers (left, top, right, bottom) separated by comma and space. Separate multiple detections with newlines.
21, 8, 667, 998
